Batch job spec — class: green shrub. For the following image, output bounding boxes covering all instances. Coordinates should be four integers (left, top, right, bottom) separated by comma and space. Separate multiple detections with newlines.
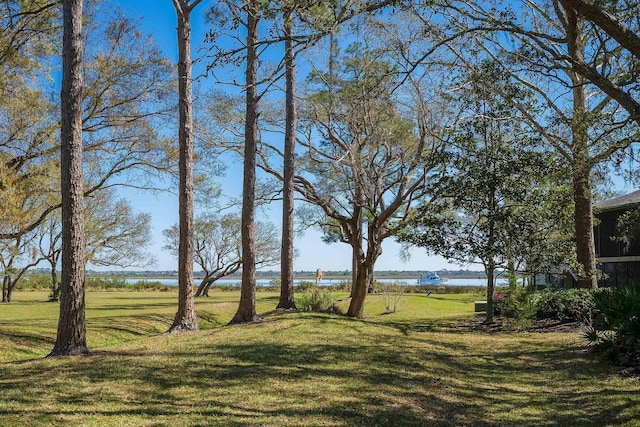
85, 278, 171, 291
585, 282, 640, 365
210, 284, 240, 292
15, 274, 52, 290
492, 287, 536, 330
403, 285, 482, 294
296, 281, 314, 292
86, 277, 129, 289
131, 280, 168, 291
534, 289, 594, 322
297, 288, 342, 314
269, 279, 281, 288
494, 288, 594, 330
335, 280, 351, 291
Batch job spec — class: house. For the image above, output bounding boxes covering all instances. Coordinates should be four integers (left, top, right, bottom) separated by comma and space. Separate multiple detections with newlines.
594, 190, 640, 287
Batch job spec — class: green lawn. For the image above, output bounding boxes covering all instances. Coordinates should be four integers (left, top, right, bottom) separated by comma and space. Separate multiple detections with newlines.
1, 290, 639, 426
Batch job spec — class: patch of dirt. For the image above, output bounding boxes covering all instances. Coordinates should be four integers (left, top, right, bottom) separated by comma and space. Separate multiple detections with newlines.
455, 315, 585, 334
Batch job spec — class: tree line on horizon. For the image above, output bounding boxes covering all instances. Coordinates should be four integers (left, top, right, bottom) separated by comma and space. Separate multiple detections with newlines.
1, 0, 639, 355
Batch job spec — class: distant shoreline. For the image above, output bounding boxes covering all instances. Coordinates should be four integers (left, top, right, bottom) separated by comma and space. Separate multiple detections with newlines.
81, 270, 488, 281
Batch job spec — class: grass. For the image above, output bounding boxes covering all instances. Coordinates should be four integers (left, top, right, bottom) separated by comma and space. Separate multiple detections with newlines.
1, 290, 639, 426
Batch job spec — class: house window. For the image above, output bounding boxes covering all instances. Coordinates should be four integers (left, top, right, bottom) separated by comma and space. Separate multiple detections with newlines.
602, 263, 616, 287
616, 262, 628, 286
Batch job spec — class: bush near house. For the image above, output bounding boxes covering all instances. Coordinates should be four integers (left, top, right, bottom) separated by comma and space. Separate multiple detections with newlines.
534, 289, 594, 322
493, 288, 595, 329
493, 287, 538, 329
586, 282, 640, 366
492, 284, 640, 368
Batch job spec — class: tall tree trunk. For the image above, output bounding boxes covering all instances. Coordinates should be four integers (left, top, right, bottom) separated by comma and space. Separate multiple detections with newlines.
573, 164, 597, 288
50, 263, 58, 295
278, 14, 297, 310
50, 259, 59, 302
484, 262, 496, 323
6, 278, 14, 303
2, 275, 8, 303
49, 254, 60, 302
507, 258, 517, 291
566, 7, 598, 290
350, 249, 357, 298
485, 183, 497, 323
169, 0, 199, 332
49, 0, 89, 356
349, 190, 364, 300
230, 0, 260, 324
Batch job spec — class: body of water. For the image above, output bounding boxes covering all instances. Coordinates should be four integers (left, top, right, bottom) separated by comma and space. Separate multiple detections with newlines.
126, 277, 507, 287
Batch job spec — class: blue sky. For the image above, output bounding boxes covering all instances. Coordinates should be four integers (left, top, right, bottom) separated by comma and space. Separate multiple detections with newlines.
107, 0, 462, 272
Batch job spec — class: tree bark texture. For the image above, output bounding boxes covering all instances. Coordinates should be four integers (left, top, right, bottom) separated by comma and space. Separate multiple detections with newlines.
484, 264, 496, 323
278, 16, 297, 310
49, 0, 89, 356
347, 238, 367, 318
350, 249, 357, 298
230, 0, 260, 324
347, 193, 366, 317
558, 0, 640, 125
347, 254, 378, 319
566, 12, 598, 289
50, 260, 59, 301
195, 278, 210, 297
2, 276, 9, 303
347, 214, 382, 319
561, 0, 640, 59
573, 166, 597, 288
3, 277, 13, 303
169, 0, 199, 332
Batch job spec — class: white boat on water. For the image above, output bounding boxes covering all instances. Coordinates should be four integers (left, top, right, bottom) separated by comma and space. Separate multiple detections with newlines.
417, 272, 449, 285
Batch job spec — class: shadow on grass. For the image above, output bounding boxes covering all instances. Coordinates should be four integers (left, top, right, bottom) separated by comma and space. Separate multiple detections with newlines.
89, 302, 178, 312
1, 315, 638, 426
0, 330, 53, 347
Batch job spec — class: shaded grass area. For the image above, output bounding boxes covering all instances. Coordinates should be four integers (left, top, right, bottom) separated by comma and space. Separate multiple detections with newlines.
0, 291, 639, 426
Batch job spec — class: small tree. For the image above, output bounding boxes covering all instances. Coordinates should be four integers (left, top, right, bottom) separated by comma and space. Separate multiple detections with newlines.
38, 213, 62, 301
37, 191, 153, 302
0, 232, 43, 302
379, 282, 405, 314
163, 213, 280, 297
84, 190, 155, 269
400, 61, 572, 323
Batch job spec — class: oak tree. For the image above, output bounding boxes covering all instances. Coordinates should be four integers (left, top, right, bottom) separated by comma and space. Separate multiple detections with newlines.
291, 44, 444, 318
432, 0, 640, 288
163, 213, 280, 297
